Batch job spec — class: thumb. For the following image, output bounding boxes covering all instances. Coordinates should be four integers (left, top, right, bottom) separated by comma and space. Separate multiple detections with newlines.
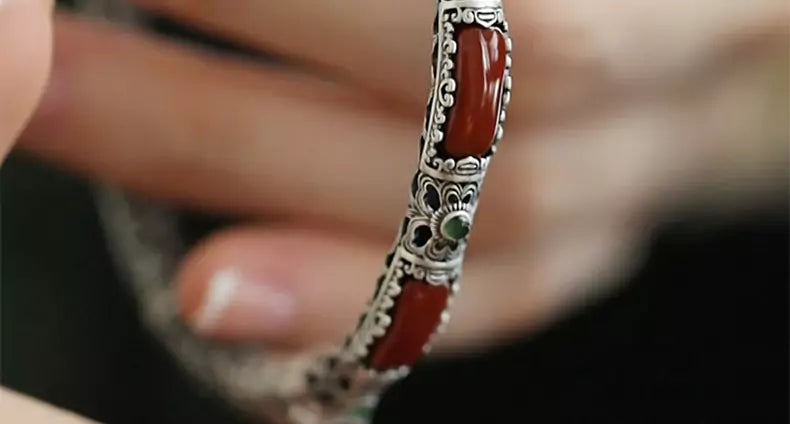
175, 227, 378, 350
0, 0, 52, 161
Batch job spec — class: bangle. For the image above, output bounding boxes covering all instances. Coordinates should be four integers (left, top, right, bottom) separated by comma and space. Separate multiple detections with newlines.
294, 1, 513, 422
93, 0, 512, 423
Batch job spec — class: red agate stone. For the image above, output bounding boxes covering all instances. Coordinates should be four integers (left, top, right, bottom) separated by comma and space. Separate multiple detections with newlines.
368, 280, 449, 370
444, 26, 507, 158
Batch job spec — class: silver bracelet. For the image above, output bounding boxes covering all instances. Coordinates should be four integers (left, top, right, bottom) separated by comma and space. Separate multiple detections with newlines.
91, 1, 512, 423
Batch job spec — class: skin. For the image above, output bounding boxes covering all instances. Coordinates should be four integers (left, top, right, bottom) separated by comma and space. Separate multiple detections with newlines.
0, 0, 51, 158
2, 0, 788, 420
0, 387, 96, 424
0, 3, 76, 421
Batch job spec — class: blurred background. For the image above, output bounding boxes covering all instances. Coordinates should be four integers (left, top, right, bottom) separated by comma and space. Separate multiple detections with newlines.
2, 1, 788, 423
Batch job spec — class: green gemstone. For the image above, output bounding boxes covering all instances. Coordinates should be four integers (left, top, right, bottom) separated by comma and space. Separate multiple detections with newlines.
443, 216, 470, 240
348, 404, 374, 422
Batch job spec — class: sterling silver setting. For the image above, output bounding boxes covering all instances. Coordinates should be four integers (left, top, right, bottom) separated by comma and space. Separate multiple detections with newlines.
291, 1, 513, 422
91, 0, 512, 423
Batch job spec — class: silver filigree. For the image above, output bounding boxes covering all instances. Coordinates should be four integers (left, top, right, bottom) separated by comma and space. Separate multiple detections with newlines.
420, 4, 513, 183
399, 173, 478, 268
92, 1, 513, 423
308, 1, 513, 421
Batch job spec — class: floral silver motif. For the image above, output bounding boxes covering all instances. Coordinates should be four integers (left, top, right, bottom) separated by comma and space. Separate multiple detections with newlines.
301, 2, 513, 421
93, 1, 512, 423
403, 172, 477, 265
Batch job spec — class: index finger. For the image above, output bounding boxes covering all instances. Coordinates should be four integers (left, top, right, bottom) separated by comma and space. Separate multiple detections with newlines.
132, 0, 788, 117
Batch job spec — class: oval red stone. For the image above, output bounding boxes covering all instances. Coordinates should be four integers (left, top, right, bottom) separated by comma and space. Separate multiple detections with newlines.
444, 26, 507, 158
367, 280, 449, 370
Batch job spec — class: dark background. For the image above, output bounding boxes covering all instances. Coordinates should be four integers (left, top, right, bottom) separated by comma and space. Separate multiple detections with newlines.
3, 3, 789, 423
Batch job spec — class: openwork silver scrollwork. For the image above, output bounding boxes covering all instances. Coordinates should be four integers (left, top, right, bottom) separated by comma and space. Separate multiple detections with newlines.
298, 2, 514, 422
89, 0, 512, 423
421, 2, 512, 184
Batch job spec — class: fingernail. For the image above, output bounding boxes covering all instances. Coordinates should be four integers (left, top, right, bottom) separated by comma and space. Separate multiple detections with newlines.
188, 268, 295, 339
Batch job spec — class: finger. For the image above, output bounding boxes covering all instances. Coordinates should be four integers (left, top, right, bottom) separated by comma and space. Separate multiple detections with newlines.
19, 15, 535, 248
174, 220, 642, 352
20, 15, 420, 236
0, 387, 97, 424
176, 226, 379, 349
0, 0, 52, 159
131, 0, 789, 117
19, 16, 784, 248
445, 216, 643, 351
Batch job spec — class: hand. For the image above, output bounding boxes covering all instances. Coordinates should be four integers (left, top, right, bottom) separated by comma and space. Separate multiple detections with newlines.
18, 0, 787, 357
0, 0, 57, 410
0, 387, 96, 424
0, 0, 51, 161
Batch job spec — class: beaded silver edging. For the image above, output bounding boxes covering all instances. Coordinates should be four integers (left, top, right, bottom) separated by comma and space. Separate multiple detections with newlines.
89, 1, 511, 423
